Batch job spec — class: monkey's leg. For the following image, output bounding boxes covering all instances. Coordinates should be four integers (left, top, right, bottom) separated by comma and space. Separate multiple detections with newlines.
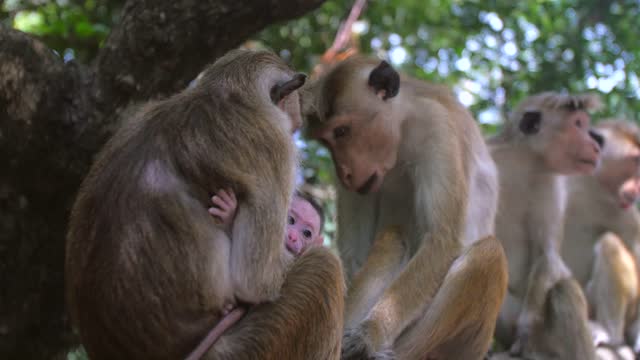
206, 247, 345, 360
494, 291, 522, 349
537, 278, 596, 360
345, 226, 406, 328
588, 232, 638, 346
507, 253, 595, 359
393, 235, 508, 360
510, 251, 571, 354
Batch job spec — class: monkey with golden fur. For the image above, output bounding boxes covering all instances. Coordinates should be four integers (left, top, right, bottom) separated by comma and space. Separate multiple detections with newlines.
305, 56, 508, 360
65, 50, 344, 360
562, 119, 640, 358
489, 92, 603, 359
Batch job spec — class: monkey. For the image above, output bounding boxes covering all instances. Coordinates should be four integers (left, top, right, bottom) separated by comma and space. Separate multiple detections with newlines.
304, 56, 508, 359
489, 277, 593, 360
209, 188, 325, 255
65, 49, 344, 360
562, 119, 640, 356
488, 92, 603, 359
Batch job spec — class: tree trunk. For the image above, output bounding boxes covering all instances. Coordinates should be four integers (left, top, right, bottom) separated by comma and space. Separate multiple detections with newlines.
0, 0, 324, 357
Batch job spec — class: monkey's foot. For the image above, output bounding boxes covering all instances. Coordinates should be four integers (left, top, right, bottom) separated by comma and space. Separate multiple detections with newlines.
221, 302, 235, 316
341, 327, 394, 360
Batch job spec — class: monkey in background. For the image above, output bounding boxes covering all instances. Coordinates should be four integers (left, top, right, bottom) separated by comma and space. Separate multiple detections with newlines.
305, 56, 508, 360
210, 188, 325, 255
65, 50, 344, 360
489, 92, 603, 359
562, 119, 640, 359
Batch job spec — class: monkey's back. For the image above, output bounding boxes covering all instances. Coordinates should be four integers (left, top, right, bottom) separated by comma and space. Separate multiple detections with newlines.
64, 96, 258, 359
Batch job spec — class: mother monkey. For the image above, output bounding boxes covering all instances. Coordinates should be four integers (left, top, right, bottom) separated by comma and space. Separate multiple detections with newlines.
305, 57, 508, 359
65, 50, 344, 360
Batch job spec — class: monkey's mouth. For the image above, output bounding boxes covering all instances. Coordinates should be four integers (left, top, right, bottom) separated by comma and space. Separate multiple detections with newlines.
619, 193, 637, 209
357, 174, 378, 194
578, 159, 597, 168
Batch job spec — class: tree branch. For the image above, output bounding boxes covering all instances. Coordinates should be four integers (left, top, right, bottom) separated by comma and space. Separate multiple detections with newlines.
94, 0, 326, 113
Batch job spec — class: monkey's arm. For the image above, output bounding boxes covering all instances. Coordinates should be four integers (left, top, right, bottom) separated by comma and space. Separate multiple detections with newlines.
336, 185, 379, 278
512, 251, 571, 354
617, 210, 640, 268
229, 191, 291, 304
615, 212, 640, 350
348, 148, 468, 354
514, 184, 571, 350
207, 247, 345, 360
344, 226, 405, 328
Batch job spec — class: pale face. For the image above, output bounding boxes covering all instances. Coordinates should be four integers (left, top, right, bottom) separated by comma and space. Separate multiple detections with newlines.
285, 196, 323, 255
542, 110, 602, 174
596, 136, 640, 209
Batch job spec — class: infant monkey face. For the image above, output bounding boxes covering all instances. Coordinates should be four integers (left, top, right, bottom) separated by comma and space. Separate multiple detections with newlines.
286, 196, 323, 255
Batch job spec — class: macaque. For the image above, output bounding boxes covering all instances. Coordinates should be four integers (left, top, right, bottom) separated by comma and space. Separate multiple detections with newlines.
562, 119, 640, 356
305, 57, 508, 359
65, 50, 344, 360
489, 92, 603, 359
210, 189, 325, 255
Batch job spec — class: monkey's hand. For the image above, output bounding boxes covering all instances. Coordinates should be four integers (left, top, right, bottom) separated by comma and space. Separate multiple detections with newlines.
341, 325, 394, 360
510, 312, 535, 356
208, 188, 237, 231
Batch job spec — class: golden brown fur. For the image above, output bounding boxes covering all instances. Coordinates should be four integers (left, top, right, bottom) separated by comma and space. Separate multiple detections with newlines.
65, 50, 344, 359
306, 56, 508, 359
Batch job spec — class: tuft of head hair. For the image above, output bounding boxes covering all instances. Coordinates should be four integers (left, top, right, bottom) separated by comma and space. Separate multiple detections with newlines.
515, 92, 602, 114
498, 92, 602, 139
294, 190, 326, 232
302, 56, 387, 136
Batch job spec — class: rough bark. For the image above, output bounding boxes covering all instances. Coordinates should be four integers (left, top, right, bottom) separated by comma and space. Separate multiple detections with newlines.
0, 0, 324, 358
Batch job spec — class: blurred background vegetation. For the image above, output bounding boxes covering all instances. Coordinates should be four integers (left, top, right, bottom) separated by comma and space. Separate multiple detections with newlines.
3, 0, 639, 357
6, 0, 639, 246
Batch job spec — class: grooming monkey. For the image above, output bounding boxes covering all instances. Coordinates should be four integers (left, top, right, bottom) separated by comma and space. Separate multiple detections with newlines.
489, 92, 603, 359
305, 57, 508, 359
65, 50, 344, 360
562, 119, 640, 357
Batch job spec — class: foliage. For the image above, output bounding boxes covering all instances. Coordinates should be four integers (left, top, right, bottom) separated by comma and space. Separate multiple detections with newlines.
4, 0, 120, 62
66, 346, 88, 360
256, 0, 640, 240
6, 0, 640, 252
5, 0, 640, 357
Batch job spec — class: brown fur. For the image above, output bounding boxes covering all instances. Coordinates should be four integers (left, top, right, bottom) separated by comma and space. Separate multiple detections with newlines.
306, 56, 508, 359
204, 247, 345, 360
493, 278, 593, 360
490, 92, 601, 359
65, 50, 344, 360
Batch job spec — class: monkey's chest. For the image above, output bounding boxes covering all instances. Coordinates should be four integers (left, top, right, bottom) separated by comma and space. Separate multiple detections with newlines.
375, 178, 419, 250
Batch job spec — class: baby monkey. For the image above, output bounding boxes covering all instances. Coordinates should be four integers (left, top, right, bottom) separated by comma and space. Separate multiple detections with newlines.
210, 189, 325, 255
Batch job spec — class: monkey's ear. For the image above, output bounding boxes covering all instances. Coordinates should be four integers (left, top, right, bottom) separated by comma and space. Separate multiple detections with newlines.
270, 73, 307, 104
519, 111, 542, 135
368, 61, 400, 100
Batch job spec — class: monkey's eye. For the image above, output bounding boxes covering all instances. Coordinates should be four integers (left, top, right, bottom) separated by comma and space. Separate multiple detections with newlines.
302, 229, 313, 239
333, 126, 350, 140
288, 216, 295, 225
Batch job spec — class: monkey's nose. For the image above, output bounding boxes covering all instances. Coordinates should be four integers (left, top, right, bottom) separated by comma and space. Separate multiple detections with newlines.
589, 130, 605, 149
339, 165, 353, 188
287, 230, 298, 243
